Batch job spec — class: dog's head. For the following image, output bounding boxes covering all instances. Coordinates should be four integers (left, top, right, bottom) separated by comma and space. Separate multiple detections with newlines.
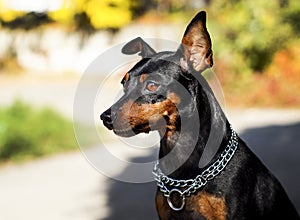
100, 11, 213, 137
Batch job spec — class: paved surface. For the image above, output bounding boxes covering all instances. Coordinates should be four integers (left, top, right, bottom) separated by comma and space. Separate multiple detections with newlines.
0, 152, 109, 220
0, 75, 300, 219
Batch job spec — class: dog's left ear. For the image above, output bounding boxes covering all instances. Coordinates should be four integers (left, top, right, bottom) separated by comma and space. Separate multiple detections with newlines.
179, 11, 213, 73
122, 37, 156, 58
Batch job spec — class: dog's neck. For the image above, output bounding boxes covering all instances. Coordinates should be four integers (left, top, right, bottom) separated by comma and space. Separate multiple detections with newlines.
158, 74, 231, 180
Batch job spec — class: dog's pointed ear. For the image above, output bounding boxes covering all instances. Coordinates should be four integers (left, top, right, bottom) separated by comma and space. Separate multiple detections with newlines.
179, 11, 213, 73
122, 37, 156, 58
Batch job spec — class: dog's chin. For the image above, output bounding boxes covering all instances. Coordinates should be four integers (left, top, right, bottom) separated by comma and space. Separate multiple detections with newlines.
113, 125, 150, 138
113, 129, 136, 137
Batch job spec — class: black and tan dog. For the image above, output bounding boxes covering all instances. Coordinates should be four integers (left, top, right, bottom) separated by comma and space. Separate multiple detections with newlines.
100, 11, 299, 220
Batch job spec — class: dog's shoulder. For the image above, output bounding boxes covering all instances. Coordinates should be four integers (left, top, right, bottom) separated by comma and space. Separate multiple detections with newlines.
216, 138, 299, 219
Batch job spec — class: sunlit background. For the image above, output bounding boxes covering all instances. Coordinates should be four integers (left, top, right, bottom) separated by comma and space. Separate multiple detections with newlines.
0, 0, 299, 219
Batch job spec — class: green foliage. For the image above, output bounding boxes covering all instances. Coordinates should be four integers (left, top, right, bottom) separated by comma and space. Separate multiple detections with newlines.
208, 0, 295, 73
282, 0, 300, 37
0, 101, 77, 162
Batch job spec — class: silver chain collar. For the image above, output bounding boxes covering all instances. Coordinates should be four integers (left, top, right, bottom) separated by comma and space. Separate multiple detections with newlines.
153, 125, 238, 211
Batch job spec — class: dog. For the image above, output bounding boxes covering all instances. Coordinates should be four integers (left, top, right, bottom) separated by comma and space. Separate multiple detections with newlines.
100, 11, 299, 220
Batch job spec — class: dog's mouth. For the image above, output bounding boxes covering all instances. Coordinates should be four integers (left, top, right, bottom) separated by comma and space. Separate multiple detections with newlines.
113, 123, 150, 137
113, 128, 135, 137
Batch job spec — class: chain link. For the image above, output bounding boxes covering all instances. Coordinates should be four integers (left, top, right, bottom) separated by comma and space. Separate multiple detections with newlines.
153, 125, 238, 200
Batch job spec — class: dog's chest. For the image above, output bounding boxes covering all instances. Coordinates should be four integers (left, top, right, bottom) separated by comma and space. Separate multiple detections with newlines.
156, 191, 227, 220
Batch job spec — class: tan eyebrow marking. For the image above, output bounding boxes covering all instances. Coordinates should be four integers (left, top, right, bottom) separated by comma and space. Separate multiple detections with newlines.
121, 72, 130, 85
139, 73, 149, 83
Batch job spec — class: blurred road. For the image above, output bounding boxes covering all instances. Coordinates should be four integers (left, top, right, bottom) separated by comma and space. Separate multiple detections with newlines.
0, 74, 300, 219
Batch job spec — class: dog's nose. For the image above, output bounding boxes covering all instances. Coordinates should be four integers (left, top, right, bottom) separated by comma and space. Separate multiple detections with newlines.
100, 109, 114, 130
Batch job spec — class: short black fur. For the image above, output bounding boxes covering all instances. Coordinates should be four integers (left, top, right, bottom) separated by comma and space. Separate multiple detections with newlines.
100, 11, 299, 220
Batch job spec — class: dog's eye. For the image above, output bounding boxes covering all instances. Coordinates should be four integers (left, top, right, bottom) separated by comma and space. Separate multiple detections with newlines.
146, 81, 159, 92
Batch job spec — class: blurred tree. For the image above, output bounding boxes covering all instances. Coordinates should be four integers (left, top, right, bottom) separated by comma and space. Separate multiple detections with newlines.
48, 0, 132, 30
85, 0, 131, 29
154, 0, 207, 13
208, 0, 295, 73
74, 12, 95, 33
1, 12, 51, 30
130, 0, 156, 18
0, 0, 132, 30
282, 0, 300, 37
156, 0, 172, 12
48, 0, 76, 24
279, 0, 289, 8
0, 0, 24, 23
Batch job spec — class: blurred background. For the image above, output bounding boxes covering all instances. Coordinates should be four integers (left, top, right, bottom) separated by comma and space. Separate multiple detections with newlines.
0, 0, 299, 219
